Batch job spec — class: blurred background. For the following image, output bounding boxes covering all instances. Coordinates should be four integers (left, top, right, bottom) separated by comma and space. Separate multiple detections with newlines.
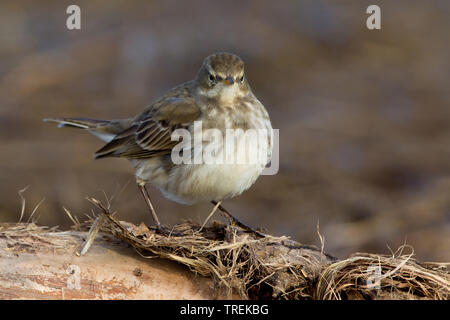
0, 0, 449, 261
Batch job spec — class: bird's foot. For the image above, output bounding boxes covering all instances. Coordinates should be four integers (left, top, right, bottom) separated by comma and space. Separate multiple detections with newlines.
153, 224, 184, 237
211, 201, 265, 239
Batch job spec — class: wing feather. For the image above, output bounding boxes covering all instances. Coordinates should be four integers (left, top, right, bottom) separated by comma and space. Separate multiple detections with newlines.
94, 94, 200, 160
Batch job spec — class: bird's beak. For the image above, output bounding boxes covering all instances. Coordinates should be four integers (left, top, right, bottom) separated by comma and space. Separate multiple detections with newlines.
222, 76, 234, 85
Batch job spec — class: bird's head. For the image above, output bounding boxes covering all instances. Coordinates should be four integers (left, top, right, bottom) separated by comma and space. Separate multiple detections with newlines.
195, 52, 250, 101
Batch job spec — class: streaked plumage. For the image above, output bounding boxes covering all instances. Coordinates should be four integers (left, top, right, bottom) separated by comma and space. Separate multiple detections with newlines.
45, 52, 272, 227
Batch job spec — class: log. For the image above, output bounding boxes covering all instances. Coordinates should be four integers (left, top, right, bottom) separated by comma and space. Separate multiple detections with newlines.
0, 205, 449, 300
0, 223, 223, 299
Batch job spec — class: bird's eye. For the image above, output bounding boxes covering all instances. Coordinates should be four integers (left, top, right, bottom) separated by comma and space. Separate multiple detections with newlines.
209, 74, 215, 82
239, 75, 244, 83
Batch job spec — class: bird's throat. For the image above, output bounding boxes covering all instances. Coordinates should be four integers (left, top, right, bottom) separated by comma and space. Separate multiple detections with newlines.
198, 84, 243, 106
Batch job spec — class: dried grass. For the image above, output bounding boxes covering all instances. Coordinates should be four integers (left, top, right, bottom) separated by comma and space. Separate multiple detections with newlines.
1, 194, 448, 300
79, 198, 450, 300
316, 249, 450, 300
3, 192, 448, 300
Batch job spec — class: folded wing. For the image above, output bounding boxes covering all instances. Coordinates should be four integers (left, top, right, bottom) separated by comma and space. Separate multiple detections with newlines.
94, 97, 200, 159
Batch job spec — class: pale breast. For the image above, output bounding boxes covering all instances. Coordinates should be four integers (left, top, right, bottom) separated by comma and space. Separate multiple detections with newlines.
163, 162, 265, 204
133, 95, 273, 205
163, 101, 273, 204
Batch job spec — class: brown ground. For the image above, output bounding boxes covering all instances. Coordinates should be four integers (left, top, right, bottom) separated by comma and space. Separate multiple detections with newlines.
0, 1, 449, 261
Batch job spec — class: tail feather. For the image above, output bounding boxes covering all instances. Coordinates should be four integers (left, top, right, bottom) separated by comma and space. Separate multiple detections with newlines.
43, 117, 111, 129
44, 117, 134, 145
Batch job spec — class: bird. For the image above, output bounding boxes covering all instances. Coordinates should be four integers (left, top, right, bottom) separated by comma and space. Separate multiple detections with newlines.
45, 52, 273, 236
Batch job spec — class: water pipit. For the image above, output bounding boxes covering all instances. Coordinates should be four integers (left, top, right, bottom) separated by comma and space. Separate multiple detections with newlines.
45, 52, 273, 236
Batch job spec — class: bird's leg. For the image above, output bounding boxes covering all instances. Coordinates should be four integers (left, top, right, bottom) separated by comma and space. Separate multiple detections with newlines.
138, 183, 162, 229
200, 200, 221, 232
211, 201, 265, 238
137, 183, 184, 237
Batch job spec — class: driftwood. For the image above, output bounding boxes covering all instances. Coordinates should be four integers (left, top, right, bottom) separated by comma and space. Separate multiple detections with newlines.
0, 223, 223, 299
0, 199, 448, 300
